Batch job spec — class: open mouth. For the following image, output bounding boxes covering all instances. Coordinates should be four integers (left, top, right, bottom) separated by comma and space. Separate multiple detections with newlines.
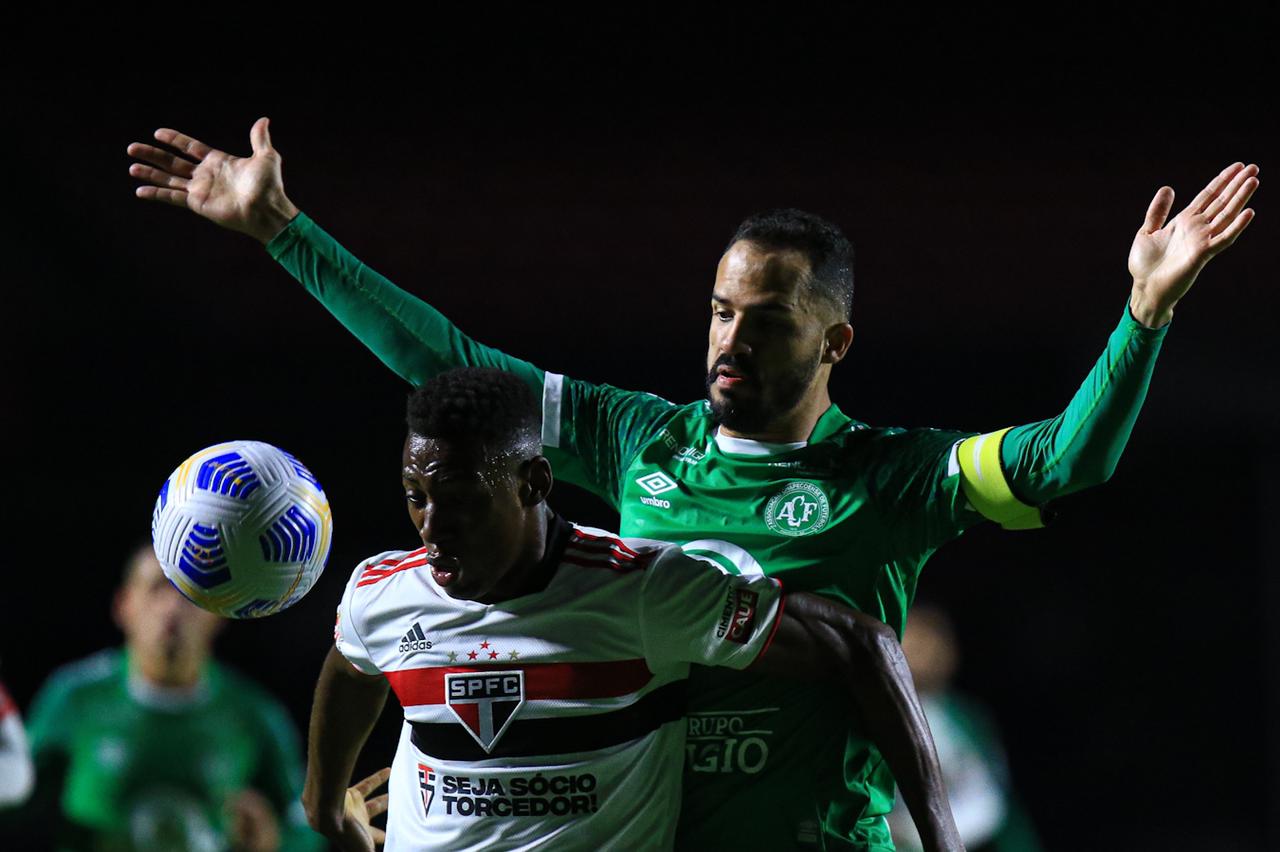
714, 365, 751, 389
427, 553, 461, 587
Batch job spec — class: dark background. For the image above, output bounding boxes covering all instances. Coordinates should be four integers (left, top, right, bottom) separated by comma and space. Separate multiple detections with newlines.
5, 16, 1278, 850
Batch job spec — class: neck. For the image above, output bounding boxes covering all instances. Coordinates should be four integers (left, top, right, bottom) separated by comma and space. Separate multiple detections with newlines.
129, 646, 204, 689
719, 386, 833, 443
477, 505, 554, 604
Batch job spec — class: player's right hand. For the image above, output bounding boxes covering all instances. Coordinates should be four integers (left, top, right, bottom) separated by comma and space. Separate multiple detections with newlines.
127, 118, 300, 245
334, 767, 391, 851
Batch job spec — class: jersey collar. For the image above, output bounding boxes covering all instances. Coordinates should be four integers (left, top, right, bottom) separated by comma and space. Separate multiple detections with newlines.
712, 404, 852, 456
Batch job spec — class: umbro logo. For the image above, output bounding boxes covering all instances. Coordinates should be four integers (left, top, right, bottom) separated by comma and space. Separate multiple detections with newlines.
636, 472, 678, 496
399, 622, 433, 654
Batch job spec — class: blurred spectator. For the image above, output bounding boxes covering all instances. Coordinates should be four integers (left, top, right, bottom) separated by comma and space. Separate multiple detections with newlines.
5, 543, 323, 851
0, 674, 34, 806
888, 604, 1042, 852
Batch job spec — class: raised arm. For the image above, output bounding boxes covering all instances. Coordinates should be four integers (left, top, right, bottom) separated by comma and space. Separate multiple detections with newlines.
302, 647, 391, 851
753, 594, 963, 852
955, 163, 1260, 528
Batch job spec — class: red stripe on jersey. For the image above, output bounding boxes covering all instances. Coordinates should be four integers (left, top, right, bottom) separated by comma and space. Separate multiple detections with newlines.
569, 529, 641, 559
358, 556, 430, 587
566, 534, 638, 556
564, 542, 637, 563
0, 681, 15, 719
368, 547, 428, 569
560, 553, 650, 573
748, 580, 786, 669
384, 659, 654, 706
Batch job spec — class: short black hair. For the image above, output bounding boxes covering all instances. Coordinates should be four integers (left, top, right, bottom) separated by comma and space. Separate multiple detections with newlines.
728, 209, 854, 320
406, 368, 540, 454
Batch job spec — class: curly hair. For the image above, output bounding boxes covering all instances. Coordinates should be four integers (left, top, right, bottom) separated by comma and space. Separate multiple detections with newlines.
406, 367, 540, 454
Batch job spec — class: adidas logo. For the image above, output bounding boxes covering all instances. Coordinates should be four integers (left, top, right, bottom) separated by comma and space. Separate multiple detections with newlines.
399, 622, 433, 654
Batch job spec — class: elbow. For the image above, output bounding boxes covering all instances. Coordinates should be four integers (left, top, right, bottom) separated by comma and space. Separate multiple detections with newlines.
301, 787, 343, 838
837, 613, 903, 676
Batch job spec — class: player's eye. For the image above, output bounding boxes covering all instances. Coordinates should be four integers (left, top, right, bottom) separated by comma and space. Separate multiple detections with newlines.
714, 309, 732, 322
406, 491, 426, 507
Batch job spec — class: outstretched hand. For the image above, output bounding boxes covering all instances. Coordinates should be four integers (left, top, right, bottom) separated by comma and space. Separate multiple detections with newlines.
128, 118, 300, 244
1128, 162, 1259, 327
332, 767, 390, 852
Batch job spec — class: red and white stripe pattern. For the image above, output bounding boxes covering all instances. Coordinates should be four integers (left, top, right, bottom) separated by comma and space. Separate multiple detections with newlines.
561, 528, 655, 572
358, 547, 431, 588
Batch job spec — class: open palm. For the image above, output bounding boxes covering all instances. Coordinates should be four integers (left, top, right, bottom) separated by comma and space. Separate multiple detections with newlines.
128, 118, 298, 243
1128, 162, 1258, 326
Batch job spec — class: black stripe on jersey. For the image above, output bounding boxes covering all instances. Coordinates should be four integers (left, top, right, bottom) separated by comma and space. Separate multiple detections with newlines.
410, 680, 687, 760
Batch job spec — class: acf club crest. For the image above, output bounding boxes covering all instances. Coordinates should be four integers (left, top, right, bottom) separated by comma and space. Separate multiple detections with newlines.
764, 481, 831, 537
445, 670, 525, 752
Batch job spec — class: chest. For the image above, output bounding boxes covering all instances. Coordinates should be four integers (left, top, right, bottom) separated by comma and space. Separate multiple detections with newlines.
617, 429, 889, 591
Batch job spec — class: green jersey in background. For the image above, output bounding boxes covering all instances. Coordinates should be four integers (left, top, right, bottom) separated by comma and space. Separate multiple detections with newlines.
19, 650, 323, 852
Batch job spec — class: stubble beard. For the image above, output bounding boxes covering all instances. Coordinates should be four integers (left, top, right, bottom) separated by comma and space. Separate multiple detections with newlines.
705, 353, 822, 435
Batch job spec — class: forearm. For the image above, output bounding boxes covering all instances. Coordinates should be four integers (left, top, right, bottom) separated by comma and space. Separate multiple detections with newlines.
266, 213, 545, 390
838, 623, 960, 852
997, 304, 1168, 506
754, 596, 961, 851
303, 648, 388, 836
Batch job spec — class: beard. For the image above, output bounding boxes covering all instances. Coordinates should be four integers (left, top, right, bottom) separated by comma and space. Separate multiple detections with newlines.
705, 352, 821, 435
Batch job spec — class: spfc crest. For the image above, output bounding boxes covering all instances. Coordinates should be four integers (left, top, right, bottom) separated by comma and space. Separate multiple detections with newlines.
445, 670, 525, 752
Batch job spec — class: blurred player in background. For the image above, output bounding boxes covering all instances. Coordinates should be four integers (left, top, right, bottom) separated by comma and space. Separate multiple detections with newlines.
0, 674, 34, 807
305, 368, 961, 851
887, 605, 1042, 852
129, 119, 1258, 850
10, 544, 323, 851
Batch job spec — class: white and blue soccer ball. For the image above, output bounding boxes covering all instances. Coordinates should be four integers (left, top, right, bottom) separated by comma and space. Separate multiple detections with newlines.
151, 440, 333, 619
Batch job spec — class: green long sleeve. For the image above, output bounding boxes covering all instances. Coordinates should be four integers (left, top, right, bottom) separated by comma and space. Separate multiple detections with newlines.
266, 212, 546, 393
998, 307, 1168, 506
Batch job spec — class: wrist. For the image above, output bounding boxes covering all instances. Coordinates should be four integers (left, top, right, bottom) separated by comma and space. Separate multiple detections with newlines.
1128, 284, 1174, 329
247, 193, 301, 245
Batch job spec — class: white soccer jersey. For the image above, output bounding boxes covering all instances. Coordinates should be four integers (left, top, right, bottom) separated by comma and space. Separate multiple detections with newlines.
334, 516, 783, 851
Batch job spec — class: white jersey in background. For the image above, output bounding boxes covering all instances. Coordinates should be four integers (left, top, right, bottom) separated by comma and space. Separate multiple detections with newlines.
335, 515, 783, 851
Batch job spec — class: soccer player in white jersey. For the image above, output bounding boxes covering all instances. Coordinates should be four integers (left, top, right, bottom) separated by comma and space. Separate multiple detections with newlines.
303, 367, 962, 851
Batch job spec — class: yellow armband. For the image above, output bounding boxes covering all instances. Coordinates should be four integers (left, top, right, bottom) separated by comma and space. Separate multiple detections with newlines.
956, 428, 1044, 530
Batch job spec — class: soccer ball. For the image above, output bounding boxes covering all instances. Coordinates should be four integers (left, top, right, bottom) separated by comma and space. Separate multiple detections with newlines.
151, 440, 333, 619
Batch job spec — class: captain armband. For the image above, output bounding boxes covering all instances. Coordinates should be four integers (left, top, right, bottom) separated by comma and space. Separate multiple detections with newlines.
952, 428, 1045, 530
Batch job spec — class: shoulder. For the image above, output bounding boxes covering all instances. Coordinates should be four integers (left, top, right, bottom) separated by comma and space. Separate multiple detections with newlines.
349, 547, 431, 591
28, 649, 123, 727
562, 525, 668, 573
210, 663, 298, 737
37, 649, 122, 698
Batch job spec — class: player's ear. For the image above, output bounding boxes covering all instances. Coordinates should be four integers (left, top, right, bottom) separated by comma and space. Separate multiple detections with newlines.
521, 456, 554, 506
822, 322, 854, 365
111, 588, 131, 634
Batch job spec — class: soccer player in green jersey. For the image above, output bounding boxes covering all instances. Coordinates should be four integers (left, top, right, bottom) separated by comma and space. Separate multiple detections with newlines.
12, 544, 323, 851
128, 119, 1258, 850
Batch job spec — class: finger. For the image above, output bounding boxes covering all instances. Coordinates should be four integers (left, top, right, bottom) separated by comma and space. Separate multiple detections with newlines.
370, 826, 386, 845
1188, 162, 1245, 215
365, 794, 389, 818
135, 185, 189, 207
250, 116, 273, 155
1141, 186, 1175, 233
1202, 164, 1258, 221
1207, 208, 1255, 254
353, 767, 392, 796
1209, 176, 1259, 235
129, 162, 190, 190
126, 142, 198, 178
154, 128, 214, 160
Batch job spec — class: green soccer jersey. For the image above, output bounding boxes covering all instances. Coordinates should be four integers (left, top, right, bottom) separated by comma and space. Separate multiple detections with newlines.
20, 650, 323, 852
267, 213, 1167, 849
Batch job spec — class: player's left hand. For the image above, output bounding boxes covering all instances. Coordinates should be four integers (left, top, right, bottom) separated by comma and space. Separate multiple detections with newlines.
1128, 162, 1259, 327
334, 767, 390, 851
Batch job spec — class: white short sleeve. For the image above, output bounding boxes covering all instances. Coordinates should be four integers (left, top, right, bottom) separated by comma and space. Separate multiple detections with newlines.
638, 547, 783, 670
335, 560, 381, 676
